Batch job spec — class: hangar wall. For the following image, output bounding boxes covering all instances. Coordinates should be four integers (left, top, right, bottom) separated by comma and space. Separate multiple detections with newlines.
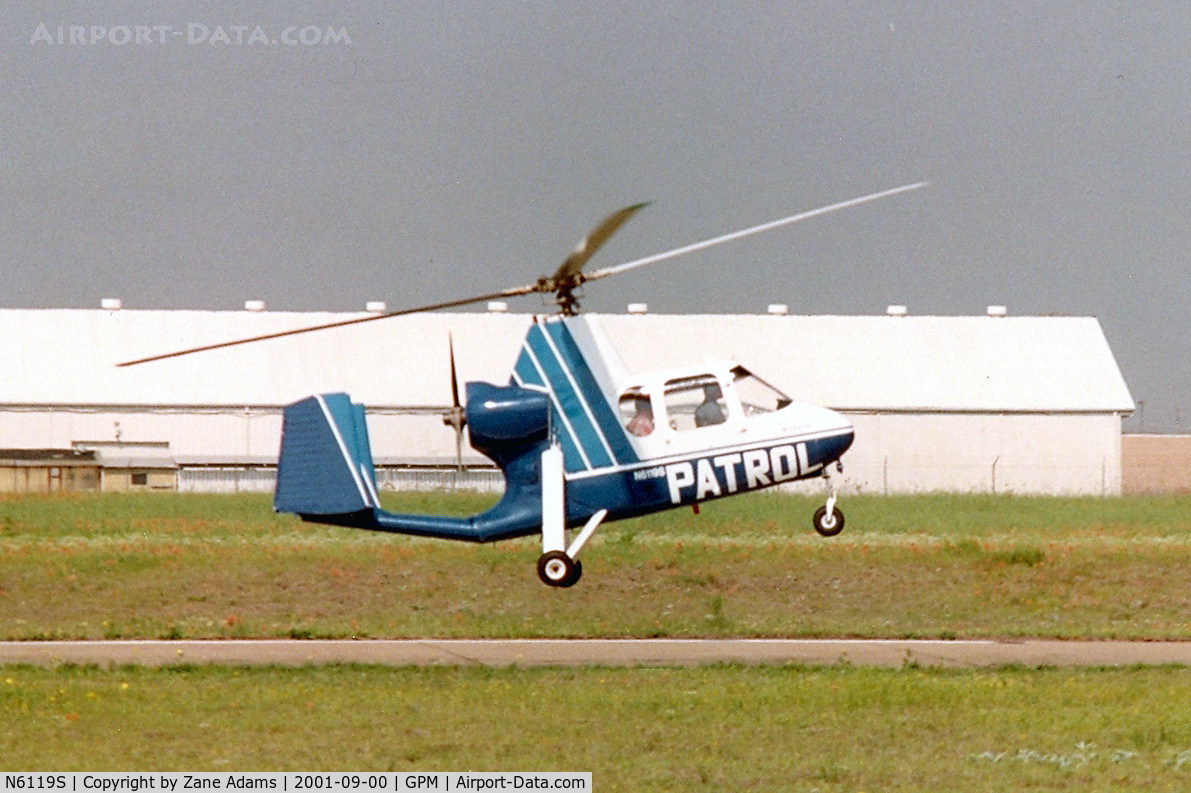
840, 412, 1123, 495
0, 309, 1133, 496
0, 408, 1122, 495
0, 407, 464, 464
0, 407, 284, 460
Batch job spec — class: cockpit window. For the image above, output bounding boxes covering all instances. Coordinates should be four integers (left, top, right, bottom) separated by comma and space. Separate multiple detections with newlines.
663, 375, 728, 431
732, 365, 791, 416
618, 389, 655, 437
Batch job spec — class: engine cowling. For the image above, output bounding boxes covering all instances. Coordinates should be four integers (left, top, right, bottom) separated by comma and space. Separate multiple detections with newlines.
465, 382, 551, 469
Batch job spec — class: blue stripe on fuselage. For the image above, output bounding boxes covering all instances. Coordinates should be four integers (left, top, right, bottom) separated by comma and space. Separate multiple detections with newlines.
542, 321, 639, 467
525, 324, 612, 470
512, 320, 640, 474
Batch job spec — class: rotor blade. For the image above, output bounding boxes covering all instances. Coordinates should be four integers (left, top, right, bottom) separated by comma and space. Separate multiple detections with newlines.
551, 202, 650, 282
116, 286, 537, 367
584, 181, 928, 283
117, 202, 650, 367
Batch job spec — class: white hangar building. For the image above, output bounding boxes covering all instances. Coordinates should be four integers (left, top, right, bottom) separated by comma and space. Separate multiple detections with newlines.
0, 306, 1134, 495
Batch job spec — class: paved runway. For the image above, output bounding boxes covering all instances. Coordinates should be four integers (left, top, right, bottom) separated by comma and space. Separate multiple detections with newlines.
1, 639, 1189, 668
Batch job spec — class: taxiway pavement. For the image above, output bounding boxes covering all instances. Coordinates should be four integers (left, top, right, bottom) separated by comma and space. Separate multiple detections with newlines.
0, 639, 1189, 668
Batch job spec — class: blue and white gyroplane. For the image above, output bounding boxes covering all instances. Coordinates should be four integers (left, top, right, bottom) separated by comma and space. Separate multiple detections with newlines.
121, 182, 926, 586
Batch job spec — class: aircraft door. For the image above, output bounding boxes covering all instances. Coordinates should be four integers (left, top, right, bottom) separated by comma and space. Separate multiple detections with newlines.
647, 373, 741, 456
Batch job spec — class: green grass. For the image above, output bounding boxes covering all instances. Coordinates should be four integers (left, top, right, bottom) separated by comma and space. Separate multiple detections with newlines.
2, 492, 1190, 788
1, 663, 1190, 791
1, 491, 1190, 639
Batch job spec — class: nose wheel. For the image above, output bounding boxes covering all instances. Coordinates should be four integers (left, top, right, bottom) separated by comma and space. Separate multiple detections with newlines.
812, 504, 845, 536
813, 463, 845, 537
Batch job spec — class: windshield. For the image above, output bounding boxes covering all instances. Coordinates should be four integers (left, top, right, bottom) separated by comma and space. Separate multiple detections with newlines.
731, 365, 791, 416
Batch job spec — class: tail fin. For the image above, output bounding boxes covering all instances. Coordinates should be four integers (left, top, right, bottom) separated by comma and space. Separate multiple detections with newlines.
274, 393, 381, 516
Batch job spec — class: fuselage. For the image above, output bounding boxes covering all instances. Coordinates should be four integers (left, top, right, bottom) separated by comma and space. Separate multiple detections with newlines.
278, 314, 854, 543
365, 393, 853, 541
563, 402, 854, 523
376, 318, 854, 540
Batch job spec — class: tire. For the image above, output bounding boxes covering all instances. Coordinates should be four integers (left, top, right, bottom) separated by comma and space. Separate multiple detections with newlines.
813, 505, 845, 537
537, 551, 581, 587
563, 559, 582, 587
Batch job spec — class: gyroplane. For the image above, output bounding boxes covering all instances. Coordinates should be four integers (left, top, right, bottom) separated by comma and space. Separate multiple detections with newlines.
121, 182, 926, 586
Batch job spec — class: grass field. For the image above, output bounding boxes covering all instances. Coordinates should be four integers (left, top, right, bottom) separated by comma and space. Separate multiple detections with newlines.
2, 663, 1191, 791
0, 491, 1189, 640
1, 491, 1190, 786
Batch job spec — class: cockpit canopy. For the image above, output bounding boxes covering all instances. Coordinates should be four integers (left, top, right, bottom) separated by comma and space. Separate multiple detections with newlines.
616, 364, 791, 437
730, 365, 792, 415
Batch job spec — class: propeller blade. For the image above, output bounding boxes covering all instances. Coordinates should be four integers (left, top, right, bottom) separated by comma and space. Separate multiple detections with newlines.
444, 333, 466, 472
454, 426, 464, 473
448, 334, 461, 410
585, 181, 928, 283
550, 202, 650, 283
116, 286, 535, 367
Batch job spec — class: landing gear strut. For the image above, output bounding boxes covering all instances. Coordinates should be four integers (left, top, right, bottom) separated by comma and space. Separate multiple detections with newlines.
536, 507, 608, 587
538, 445, 609, 586
813, 462, 845, 537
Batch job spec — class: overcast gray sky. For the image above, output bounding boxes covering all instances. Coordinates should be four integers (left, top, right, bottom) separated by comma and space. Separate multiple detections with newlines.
1, 3, 1187, 431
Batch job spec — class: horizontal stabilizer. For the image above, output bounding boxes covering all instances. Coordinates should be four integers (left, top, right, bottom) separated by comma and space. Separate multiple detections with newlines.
274, 393, 380, 516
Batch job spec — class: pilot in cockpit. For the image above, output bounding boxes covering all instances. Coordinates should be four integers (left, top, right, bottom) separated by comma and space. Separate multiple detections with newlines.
624, 395, 654, 437
695, 383, 726, 427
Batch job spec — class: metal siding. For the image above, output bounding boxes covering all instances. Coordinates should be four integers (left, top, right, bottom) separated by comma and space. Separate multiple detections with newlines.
599, 315, 1135, 413
0, 310, 534, 407
0, 309, 1134, 496
836, 412, 1122, 495
0, 310, 1133, 412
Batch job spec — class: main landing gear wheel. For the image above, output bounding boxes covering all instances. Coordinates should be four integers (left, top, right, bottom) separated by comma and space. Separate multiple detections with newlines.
813, 505, 845, 537
537, 550, 582, 587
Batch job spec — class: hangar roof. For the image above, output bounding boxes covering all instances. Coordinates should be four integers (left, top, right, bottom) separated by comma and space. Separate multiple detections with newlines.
594, 314, 1134, 413
0, 309, 1133, 413
0, 309, 531, 408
